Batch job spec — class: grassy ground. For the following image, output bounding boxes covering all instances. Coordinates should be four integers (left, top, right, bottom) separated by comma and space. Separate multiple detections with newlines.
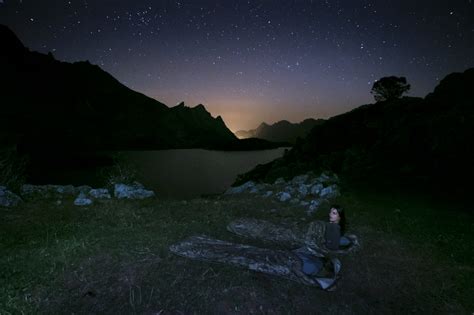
1, 185, 473, 314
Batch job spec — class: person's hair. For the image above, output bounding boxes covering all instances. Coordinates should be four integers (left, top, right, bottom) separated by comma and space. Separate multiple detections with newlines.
331, 204, 346, 234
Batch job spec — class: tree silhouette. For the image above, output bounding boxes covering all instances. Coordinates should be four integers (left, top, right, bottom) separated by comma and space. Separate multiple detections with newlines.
371, 76, 411, 102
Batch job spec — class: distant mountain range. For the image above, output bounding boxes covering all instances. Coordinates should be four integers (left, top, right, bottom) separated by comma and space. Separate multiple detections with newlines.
235, 118, 325, 143
236, 68, 474, 196
0, 24, 281, 152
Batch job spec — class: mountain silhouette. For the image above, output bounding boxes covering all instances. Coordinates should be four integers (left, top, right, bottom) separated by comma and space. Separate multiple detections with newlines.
235, 119, 324, 143
0, 24, 242, 152
236, 68, 474, 196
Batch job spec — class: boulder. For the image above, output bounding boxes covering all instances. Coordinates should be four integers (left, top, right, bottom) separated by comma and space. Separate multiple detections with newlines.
75, 185, 92, 194
0, 188, 23, 207
319, 185, 340, 199
310, 183, 324, 196
54, 185, 76, 195
274, 177, 286, 185
277, 192, 292, 202
74, 192, 93, 206
250, 183, 268, 194
297, 184, 309, 198
89, 188, 111, 199
21, 184, 90, 199
225, 181, 256, 194
284, 186, 295, 194
316, 172, 339, 184
21, 184, 49, 198
263, 191, 273, 198
291, 174, 309, 185
114, 182, 155, 199
307, 200, 321, 215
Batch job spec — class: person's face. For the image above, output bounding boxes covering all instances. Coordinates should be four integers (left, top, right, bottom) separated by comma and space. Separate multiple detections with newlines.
329, 208, 340, 223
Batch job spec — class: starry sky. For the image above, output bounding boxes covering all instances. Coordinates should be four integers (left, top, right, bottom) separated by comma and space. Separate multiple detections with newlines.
1, 0, 473, 131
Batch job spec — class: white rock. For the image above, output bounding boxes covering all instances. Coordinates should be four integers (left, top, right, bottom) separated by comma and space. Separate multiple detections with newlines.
297, 184, 309, 198
75, 185, 92, 194
74, 192, 93, 206
307, 199, 321, 215
225, 181, 256, 194
0, 189, 23, 207
320, 184, 340, 199
291, 174, 309, 185
310, 183, 324, 196
278, 192, 291, 202
89, 188, 111, 199
54, 185, 75, 195
274, 177, 286, 185
284, 186, 295, 194
114, 183, 155, 199
263, 191, 273, 198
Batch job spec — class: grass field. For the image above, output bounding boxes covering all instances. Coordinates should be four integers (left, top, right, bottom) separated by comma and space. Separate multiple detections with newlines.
1, 184, 473, 314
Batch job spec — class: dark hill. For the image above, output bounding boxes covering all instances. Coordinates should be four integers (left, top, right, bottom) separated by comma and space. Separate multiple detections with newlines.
235, 68, 474, 196
235, 118, 324, 143
0, 24, 237, 152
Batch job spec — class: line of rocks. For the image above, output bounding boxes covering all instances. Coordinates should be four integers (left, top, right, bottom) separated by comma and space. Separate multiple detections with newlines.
0, 182, 155, 208
225, 172, 341, 215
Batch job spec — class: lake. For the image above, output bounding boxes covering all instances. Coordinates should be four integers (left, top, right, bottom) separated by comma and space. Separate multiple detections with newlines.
29, 148, 288, 199
121, 148, 287, 199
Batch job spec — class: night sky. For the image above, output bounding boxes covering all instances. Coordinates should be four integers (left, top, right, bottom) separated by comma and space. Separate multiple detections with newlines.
1, 0, 473, 131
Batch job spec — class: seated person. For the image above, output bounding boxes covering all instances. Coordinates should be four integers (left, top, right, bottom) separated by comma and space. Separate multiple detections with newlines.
295, 205, 351, 276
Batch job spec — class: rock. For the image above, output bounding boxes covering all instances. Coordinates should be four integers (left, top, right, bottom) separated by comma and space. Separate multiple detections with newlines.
319, 185, 340, 199
307, 200, 321, 215
75, 185, 92, 194
284, 186, 295, 194
300, 201, 309, 206
0, 188, 23, 207
21, 184, 48, 198
74, 192, 93, 206
263, 191, 273, 198
250, 183, 267, 194
274, 177, 286, 185
114, 182, 155, 199
277, 192, 291, 202
21, 184, 90, 199
297, 184, 309, 198
225, 181, 256, 194
317, 172, 339, 184
89, 188, 111, 199
54, 185, 75, 195
310, 183, 324, 196
291, 174, 309, 185
317, 173, 331, 182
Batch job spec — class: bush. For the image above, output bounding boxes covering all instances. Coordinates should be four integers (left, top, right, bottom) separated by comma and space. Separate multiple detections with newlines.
100, 153, 138, 188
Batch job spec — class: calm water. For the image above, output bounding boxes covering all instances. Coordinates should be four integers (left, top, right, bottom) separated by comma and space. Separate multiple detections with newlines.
121, 148, 287, 199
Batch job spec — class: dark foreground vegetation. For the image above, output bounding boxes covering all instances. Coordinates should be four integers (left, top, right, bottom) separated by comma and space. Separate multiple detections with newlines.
1, 182, 472, 314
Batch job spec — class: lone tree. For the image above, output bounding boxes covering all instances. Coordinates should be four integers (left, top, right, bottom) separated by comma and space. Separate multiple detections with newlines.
370, 76, 410, 102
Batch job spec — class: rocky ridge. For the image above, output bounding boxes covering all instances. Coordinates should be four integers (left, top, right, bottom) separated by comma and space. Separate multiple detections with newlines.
0, 182, 155, 207
225, 172, 340, 215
